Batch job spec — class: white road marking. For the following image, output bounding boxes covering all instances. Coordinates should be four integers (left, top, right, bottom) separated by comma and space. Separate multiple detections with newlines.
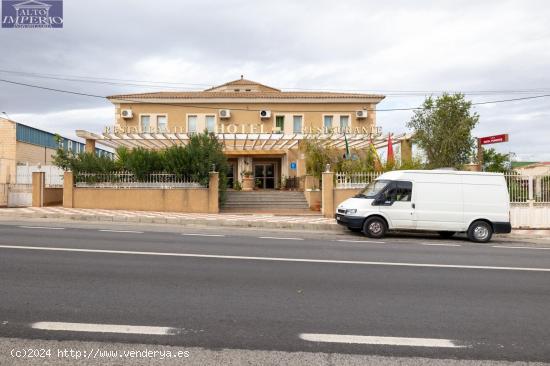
259, 236, 304, 241
421, 243, 461, 247
299, 333, 466, 348
31, 322, 175, 335
99, 229, 143, 234
337, 239, 385, 244
1, 244, 550, 272
492, 245, 550, 250
18, 226, 65, 230
182, 233, 225, 237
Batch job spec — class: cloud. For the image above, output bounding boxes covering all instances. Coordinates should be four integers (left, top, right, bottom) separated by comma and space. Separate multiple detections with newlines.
0, 0, 549, 160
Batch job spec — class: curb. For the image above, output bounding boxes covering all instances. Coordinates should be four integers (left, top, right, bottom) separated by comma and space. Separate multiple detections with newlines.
0, 211, 343, 232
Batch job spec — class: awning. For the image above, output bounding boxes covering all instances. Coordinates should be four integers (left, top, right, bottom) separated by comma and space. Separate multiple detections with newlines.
76, 130, 412, 152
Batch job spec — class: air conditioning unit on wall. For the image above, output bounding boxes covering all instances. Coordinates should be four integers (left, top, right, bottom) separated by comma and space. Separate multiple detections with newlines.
121, 109, 133, 119
260, 110, 271, 119
219, 109, 231, 119
356, 110, 368, 119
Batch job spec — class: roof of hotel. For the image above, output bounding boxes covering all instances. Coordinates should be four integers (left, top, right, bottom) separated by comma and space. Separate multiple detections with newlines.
107, 78, 385, 101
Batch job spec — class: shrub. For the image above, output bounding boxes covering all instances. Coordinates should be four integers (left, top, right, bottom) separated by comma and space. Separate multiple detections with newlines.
53, 131, 229, 203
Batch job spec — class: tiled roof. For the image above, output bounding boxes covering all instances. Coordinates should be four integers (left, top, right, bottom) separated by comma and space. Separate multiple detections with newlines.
108, 91, 385, 100
204, 78, 281, 92
108, 78, 385, 100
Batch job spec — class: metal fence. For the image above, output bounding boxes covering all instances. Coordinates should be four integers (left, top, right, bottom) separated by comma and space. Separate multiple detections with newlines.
335, 171, 550, 203
16, 165, 64, 187
504, 172, 550, 203
75, 171, 205, 189
335, 172, 381, 189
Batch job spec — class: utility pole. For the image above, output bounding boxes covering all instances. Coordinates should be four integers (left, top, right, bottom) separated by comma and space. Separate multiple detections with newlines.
477, 138, 483, 172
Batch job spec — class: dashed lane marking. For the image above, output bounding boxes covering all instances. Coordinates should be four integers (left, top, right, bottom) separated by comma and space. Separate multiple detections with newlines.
259, 237, 304, 241
182, 233, 225, 237
299, 333, 467, 348
18, 226, 65, 230
31, 322, 176, 335
99, 229, 144, 234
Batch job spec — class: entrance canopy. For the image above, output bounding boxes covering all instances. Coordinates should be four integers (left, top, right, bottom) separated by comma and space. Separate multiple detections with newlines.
75, 130, 412, 152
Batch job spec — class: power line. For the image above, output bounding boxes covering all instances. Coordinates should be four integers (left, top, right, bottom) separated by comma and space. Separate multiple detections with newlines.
0, 69, 212, 88
1, 78, 549, 113
1, 68, 550, 96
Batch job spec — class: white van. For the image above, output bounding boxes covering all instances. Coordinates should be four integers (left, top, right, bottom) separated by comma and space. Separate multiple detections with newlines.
335, 170, 511, 242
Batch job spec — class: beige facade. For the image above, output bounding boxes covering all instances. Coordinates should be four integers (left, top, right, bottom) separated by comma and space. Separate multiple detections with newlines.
1, 119, 68, 186
102, 78, 387, 189
514, 163, 550, 176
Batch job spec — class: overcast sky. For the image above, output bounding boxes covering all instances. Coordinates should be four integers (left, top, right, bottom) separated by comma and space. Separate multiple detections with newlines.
1, 0, 549, 161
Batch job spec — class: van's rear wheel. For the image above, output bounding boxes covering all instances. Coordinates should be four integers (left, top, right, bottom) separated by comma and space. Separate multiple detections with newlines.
438, 231, 455, 239
363, 217, 387, 239
467, 221, 493, 243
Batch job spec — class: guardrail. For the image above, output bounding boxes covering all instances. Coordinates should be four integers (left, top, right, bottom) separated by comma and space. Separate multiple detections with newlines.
75, 171, 205, 189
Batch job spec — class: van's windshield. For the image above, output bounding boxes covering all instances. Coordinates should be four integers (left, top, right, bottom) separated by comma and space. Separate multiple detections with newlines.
354, 180, 391, 199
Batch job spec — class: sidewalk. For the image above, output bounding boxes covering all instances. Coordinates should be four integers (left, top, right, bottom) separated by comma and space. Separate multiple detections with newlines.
0, 207, 548, 239
0, 207, 339, 231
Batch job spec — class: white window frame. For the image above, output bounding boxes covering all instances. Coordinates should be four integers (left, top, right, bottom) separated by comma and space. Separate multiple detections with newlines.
187, 115, 198, 133
156, 114, 168, 132
140, 114, 151, 133
274, 114, 285, 133
339, 114, 351, 132
205, 115, 217, 133
292, 114, 304, 134
322, 114, 334, 132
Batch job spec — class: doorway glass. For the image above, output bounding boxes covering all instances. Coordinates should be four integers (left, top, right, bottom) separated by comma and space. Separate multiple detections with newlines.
254, 163, 275, 189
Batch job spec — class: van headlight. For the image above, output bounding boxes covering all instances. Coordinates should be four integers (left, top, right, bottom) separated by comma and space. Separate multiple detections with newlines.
345, 209, 357, 215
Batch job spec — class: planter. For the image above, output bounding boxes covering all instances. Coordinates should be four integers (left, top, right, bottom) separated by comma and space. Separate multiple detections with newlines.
242, 177, 255, 191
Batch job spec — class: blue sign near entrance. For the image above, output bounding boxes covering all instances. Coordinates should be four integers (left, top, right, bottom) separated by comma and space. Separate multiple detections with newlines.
290, 162, 297, 170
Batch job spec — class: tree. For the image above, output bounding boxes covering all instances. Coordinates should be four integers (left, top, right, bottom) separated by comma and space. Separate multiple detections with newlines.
406, 93, 479, 169
482, 148, 509, 172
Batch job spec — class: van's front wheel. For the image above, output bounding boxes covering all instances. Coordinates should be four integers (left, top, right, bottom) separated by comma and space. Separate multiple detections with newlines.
363, 217, 387, 239
467, 221, 493, 243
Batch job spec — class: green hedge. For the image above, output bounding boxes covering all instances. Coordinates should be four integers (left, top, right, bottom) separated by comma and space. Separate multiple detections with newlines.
53, 132, 229, 202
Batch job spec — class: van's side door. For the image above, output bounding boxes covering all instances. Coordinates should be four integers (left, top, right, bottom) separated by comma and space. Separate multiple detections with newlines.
378, 181, 416, 229
414, 180, 464, 231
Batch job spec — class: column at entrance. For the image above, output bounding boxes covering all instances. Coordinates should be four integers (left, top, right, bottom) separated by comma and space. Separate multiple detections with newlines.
236, 156, 252, 184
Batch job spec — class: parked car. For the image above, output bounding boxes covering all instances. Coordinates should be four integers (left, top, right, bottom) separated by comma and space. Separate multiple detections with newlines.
335, 170, 511, 242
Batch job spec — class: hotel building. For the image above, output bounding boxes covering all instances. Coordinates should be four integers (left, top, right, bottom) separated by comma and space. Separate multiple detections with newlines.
77, 78, 411, 189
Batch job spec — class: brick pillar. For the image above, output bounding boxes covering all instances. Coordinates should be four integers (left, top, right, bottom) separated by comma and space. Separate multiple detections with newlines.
63, 171, 74, 208
32, 171, 45, 207
400, 138, 413, 162
208, 172, 219, 214
85, 139, 96, 153
321, 171, 335, 218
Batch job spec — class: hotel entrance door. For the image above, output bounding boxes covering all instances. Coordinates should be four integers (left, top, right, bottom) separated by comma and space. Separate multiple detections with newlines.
254, 163, 275, 189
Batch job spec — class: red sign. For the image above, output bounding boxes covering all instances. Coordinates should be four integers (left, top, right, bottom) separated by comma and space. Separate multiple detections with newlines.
479, 134, 509, 145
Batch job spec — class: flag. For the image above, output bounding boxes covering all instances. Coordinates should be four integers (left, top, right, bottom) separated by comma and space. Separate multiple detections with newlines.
344, 132, 350, 159
369, 137, 382, 171
387, 133, 395, 165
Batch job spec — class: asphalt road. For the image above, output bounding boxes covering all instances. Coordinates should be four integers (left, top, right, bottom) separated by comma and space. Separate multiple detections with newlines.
0, 220, 549, 363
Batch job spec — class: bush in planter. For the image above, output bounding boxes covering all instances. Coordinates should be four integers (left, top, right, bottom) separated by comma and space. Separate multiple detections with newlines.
53, 131, 229, 204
